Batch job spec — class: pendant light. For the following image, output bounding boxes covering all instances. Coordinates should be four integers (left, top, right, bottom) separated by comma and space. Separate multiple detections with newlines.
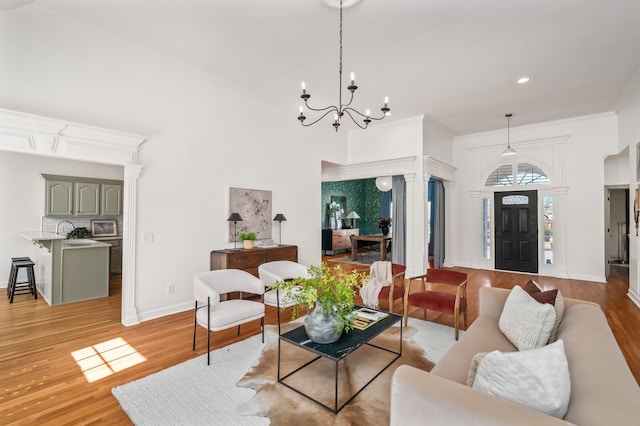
501, 113, 516, 156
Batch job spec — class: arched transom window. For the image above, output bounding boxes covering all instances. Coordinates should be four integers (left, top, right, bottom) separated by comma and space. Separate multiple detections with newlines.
485, 162, 550, 187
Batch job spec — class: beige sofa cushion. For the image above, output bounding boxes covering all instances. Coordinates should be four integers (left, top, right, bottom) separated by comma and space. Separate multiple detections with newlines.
432, 316, 516, 384
558, 304, 640, 425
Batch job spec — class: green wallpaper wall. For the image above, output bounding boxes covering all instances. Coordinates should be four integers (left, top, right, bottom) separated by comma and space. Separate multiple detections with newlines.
321, 179, 381, 234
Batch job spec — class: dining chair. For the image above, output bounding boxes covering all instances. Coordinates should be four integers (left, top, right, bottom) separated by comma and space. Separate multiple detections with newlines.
258, 260, 309, 334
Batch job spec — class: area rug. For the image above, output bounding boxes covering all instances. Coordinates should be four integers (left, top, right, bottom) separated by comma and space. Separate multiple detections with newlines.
112, 318, 460, 425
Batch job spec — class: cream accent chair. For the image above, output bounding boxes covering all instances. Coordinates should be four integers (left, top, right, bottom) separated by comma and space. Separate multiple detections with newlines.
258, 261, 309, 333
192, 269, 265, 365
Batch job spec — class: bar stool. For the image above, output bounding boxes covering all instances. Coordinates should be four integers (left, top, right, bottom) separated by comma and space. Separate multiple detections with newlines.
8, 258, 37, 303
7, 256, 31, 297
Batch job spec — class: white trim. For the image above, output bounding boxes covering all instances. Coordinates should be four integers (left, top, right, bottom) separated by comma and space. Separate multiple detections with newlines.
137, 301, 193, 323
0, 108, 146, 326
616, 66, 640, 113
628, 290, 640, 310
321, 156, 416, 181
424, 155, 456, 181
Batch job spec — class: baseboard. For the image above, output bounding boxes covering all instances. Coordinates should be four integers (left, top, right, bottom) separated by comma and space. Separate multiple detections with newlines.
567, 273, 607, 283
628, 290, 640, 309
137, 301, 193, 323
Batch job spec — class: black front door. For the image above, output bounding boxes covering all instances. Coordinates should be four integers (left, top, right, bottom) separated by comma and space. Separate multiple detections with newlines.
494, 190, 538, 273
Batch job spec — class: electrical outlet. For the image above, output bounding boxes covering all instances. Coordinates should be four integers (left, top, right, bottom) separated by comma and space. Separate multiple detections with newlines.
167, 284, 175, 294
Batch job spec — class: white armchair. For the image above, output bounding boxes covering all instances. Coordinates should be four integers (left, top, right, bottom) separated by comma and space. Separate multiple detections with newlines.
258, 261, 309, 332
192, 269, 265, 365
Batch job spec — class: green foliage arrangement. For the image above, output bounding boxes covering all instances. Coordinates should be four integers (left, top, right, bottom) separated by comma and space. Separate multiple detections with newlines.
269, 263, 365, 332
66, 227, 91, 239
238, 232, 257, 241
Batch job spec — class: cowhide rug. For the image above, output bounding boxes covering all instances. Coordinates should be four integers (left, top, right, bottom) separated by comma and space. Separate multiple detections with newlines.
237, 323, 434, 425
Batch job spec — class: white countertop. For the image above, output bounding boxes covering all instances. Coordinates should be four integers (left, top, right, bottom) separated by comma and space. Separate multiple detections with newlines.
18, 231, 67, 241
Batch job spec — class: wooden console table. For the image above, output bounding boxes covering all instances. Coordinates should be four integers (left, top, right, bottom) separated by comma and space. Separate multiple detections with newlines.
210, 245, 298, 277
350, 234, 392, 261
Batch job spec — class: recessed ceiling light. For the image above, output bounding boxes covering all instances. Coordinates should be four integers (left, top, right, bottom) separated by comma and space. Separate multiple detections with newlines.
517, 77, 531, 84
322, 0, 361, 9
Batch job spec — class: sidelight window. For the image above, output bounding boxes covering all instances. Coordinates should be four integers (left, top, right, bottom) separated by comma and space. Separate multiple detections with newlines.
482, 198, 491, 259
544, 196, 553, 264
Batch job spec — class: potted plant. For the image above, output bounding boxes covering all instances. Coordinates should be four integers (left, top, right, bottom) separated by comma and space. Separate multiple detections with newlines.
378, 217, 391, 235
270, 263, 365, 344
238, 231, 257, 249
66, 227, 92, 239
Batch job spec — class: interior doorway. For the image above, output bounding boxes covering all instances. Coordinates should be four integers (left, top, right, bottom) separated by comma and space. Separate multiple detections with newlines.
605, 187, 629, 278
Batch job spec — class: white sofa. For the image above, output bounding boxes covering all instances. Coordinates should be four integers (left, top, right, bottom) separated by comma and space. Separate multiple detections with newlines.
390, 287, 640, 425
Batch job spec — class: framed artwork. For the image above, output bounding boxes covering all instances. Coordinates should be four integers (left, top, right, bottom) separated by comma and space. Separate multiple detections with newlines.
91, 219, 118, 237
229, 187, 272, 241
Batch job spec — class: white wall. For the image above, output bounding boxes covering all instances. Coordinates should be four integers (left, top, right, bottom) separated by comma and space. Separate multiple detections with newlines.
0, 8, 340, 321
617, 72, 640, 306
0, 151, 123, 287
423, 117, 453, 165
452, 113, 619, 282
605, 147, 630, 186
347, 116, 426, 275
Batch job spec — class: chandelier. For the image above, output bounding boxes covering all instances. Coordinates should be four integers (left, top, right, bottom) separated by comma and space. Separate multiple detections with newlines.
297, 0, 390, 132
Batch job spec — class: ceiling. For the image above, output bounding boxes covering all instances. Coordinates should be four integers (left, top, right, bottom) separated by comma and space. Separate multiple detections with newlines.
9, 0, 640, 136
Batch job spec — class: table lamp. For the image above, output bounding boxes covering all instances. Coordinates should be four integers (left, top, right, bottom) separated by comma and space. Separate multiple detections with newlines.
273, 213, 287, 245
345, 211, 360, 228
227, 213, 243, 250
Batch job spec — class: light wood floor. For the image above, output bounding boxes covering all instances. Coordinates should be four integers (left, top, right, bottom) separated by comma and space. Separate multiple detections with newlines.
1, 264, 639, 425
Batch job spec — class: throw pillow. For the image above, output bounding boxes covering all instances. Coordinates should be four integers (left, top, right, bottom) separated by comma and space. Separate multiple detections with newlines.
523, 280, 557, 305
471, 340, 571, 418
466, 351, 489, 386
523, 280, 565, 343
498, 285, 556, 350
547, 291, 565, 343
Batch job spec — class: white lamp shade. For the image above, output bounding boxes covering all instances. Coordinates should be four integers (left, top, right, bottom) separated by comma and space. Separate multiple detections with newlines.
345, 211, 360, 219
375, 176, 392, 192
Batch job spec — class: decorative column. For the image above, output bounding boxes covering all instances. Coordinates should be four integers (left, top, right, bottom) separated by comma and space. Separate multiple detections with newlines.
122, 163, 143, 326
403, 173, 421, 275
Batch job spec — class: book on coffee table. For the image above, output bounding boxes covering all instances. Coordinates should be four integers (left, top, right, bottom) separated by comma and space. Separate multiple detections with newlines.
352, 308, 389, 330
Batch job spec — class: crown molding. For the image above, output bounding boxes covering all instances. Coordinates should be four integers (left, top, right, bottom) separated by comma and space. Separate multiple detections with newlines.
0, 108, 146, 165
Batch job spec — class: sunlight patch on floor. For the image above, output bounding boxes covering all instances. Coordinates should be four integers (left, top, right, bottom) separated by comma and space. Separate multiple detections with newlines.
71, 337, 146, 383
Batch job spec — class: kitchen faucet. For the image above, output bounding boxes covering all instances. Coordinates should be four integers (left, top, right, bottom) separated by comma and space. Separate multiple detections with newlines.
56, 220, 75, 235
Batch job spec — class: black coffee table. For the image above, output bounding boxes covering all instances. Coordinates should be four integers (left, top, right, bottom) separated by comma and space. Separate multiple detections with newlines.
277, 307, 402, 413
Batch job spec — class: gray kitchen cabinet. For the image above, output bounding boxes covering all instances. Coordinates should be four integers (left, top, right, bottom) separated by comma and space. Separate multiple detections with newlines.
45, 180, 74, 216
106, 238, 122, 274
101, 184, 122, 216
42, 174, 123, 217
74, 182, 100, 215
